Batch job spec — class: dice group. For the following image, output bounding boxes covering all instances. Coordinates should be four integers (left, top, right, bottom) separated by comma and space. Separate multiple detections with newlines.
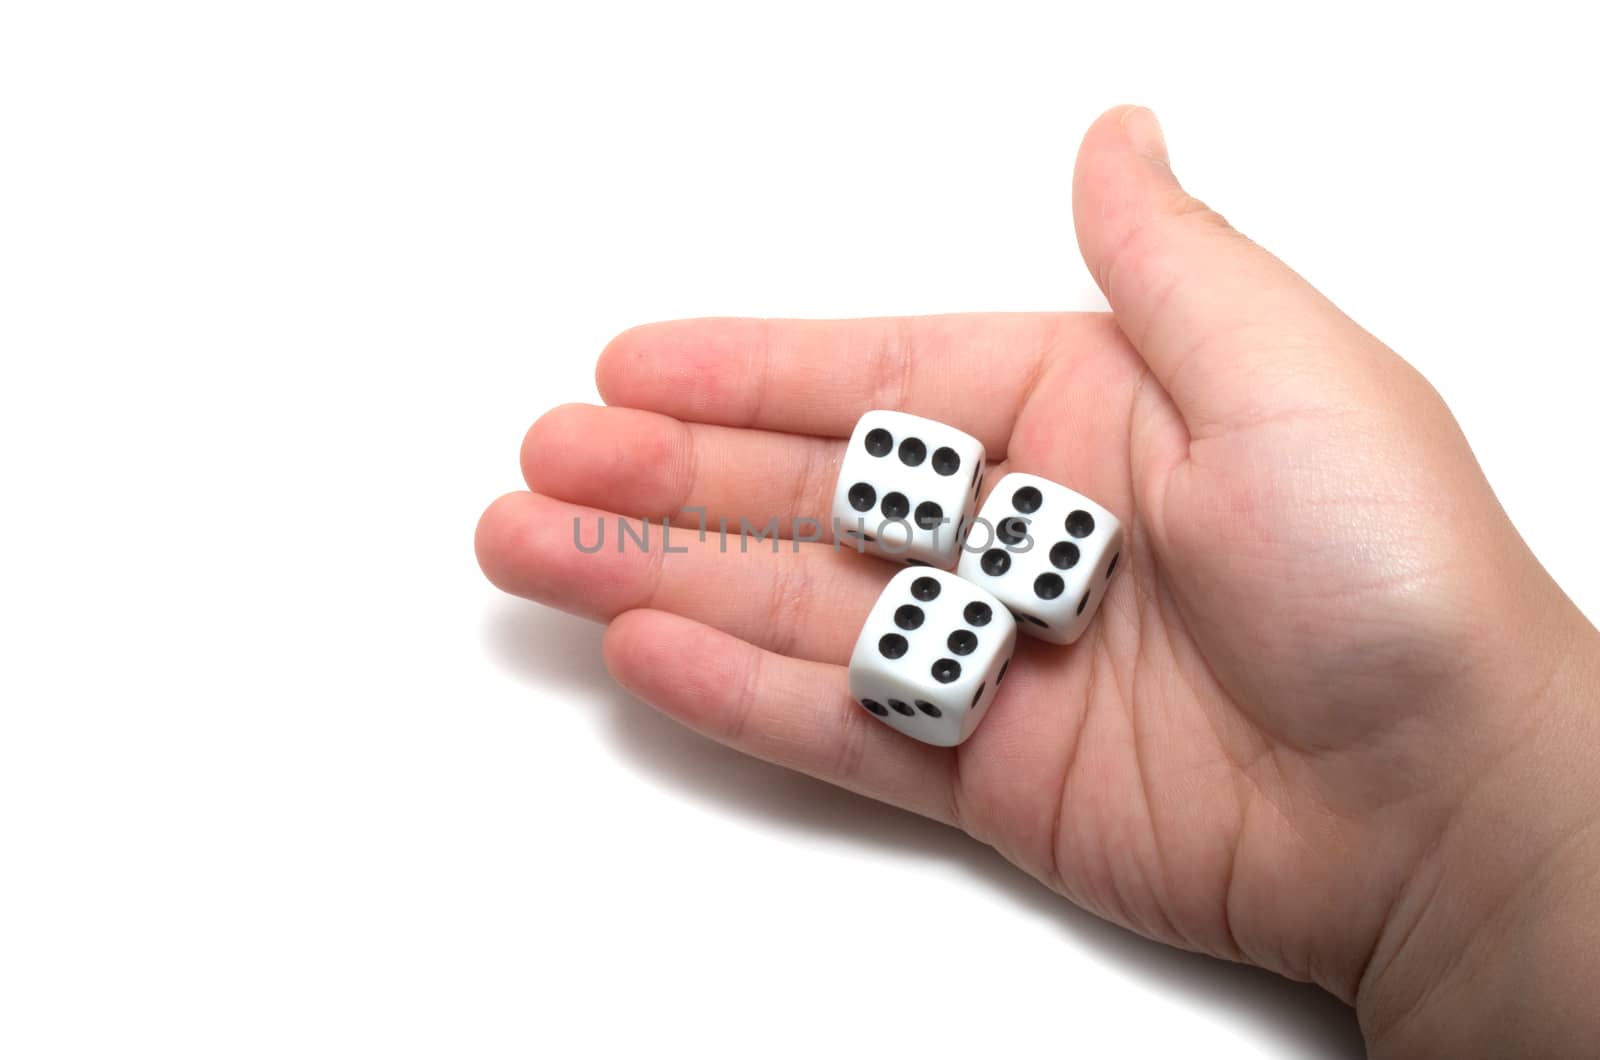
837, 414, 1123, 746
848, 568, 1017, 747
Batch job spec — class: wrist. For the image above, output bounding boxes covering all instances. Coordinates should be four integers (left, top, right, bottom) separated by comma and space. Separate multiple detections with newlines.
1358, 612, 1600, 1057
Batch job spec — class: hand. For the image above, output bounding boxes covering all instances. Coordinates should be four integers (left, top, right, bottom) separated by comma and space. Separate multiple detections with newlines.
476, 106, 1600, 1055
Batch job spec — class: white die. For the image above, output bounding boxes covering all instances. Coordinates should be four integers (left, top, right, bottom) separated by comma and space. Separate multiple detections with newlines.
847, 567, 1017, 747
831, 410, 986, 569
957, 472, 1124, 644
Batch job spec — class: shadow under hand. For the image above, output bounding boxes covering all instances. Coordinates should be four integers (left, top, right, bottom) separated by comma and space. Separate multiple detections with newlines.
483, 601, 1364, 1059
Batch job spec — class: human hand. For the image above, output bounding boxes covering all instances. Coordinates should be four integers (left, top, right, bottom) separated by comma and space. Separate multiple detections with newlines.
477, 107, 1600, 1056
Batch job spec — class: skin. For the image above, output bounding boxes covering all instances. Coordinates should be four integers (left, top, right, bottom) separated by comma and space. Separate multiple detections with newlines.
476, 107, 1600, 1056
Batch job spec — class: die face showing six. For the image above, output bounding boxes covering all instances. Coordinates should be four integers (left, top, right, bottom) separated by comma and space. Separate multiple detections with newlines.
848, 567, 1017, 747
832, 411, 986, 569
957, 472, 1124, 645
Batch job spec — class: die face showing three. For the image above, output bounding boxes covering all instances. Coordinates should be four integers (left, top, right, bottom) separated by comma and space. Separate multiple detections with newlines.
831, 410, 986, 569
957, 472, 1124, 644
848, 567, 1017, 747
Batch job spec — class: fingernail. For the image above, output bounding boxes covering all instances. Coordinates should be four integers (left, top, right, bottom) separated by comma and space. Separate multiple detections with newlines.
1122, 106, 1169, 166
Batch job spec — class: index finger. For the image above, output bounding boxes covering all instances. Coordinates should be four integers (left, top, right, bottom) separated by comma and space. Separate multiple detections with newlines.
595, 313, 1115, 455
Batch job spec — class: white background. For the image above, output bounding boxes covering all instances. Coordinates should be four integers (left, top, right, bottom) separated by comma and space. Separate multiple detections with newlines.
2, 2, 1596, 1056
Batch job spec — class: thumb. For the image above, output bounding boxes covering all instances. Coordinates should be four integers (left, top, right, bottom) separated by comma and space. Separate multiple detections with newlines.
1073, 106, 1389, 432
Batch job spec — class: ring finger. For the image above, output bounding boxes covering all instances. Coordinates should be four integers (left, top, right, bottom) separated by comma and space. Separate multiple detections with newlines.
476, 490, 891, 664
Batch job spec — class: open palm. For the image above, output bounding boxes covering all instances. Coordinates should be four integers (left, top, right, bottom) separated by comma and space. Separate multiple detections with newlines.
477, 108, 1579, 1036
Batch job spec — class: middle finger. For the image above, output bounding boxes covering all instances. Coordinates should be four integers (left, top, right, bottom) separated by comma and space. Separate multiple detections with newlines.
523, 404, 844, 539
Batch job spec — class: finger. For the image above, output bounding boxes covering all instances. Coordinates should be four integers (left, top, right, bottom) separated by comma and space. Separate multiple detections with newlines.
594, 313, 1122, 452
522, 403, 842, 539
524, 403, 1008, 542
475, 490, 888, 664
1072, 105, 1397, 434
603, 608, 957, 823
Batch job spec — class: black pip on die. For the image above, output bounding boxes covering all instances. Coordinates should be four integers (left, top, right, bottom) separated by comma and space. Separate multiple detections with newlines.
832, 410, 986, 569
958, 472, 1123, 644
848, 567, 1017, 747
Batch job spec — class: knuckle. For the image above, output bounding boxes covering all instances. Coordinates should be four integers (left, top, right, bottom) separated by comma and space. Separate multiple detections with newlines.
722, 647, 763, 745
869, 317, 915, 411
1101, 190, 1238, 299
671, 418, 702, 515
789, 439, 830, 528
635, 523, 670, 612
831, 705, 871, 783
1167, 187, 1231, 231
764, 552, 819, 658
